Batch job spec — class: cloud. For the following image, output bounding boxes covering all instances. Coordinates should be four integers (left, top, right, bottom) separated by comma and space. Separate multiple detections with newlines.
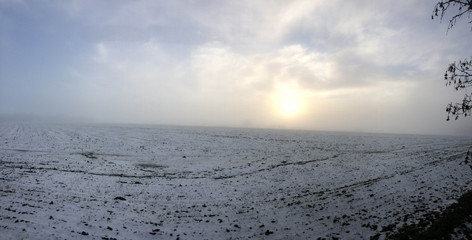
72, 37, 421, 129
1, 0, 471, 134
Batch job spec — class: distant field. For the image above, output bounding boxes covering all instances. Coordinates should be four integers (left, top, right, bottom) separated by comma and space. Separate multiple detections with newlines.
0, 122, 471, 239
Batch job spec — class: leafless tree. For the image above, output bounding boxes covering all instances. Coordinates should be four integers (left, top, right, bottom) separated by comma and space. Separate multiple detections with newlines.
444, 59, 472, 120
432, 0, 472, 121
433, 1, 472, 167
433, 0, 472, 30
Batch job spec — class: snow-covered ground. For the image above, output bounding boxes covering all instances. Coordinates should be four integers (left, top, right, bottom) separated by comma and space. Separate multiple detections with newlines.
0, 122, 471, 239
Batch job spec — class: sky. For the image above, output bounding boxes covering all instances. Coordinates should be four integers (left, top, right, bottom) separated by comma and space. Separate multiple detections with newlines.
0, 0, 471, 135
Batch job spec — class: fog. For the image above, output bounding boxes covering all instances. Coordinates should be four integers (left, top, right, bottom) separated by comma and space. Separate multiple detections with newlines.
1, 0, 471, 135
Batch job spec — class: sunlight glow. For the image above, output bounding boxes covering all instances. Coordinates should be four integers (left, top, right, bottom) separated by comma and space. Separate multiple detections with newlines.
280, 96, 300, 116
272, 83, 306, 118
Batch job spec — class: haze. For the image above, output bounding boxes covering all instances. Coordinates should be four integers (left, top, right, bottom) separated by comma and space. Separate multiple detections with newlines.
1, 0, 471, 135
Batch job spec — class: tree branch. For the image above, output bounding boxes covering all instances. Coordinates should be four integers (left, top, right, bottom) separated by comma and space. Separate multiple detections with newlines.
433, 0, 472, 31
444, 57, 472, 120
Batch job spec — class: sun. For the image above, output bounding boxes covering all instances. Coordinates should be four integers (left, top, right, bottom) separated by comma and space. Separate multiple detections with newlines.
272, 84, 305, 118
279, 96, 300, 116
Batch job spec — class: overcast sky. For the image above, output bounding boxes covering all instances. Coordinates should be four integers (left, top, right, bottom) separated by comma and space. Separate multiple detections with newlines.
0, 0, 471, 135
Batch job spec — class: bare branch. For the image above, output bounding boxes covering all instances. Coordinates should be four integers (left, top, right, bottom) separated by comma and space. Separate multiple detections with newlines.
446, 93, 472, 120
432, 0, 472, 31
444, 57, 472, 91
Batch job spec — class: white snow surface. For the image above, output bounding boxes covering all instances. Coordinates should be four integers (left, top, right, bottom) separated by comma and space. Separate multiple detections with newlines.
0, 122, 471, 239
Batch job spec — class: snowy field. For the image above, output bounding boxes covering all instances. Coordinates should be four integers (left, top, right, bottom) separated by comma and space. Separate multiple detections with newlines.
0, 122, 471, 239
